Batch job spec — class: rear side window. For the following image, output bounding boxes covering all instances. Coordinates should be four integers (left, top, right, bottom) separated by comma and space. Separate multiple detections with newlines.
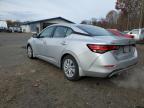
53, 26, 67, 38
66, 28, 73, 36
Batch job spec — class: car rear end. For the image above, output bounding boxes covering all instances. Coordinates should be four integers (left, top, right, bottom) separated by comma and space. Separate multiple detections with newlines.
81, 37, 138, 78
75, 25, 138, 77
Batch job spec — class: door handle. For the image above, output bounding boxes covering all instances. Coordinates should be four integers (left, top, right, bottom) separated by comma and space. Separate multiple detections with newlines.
61, 41, 67, 45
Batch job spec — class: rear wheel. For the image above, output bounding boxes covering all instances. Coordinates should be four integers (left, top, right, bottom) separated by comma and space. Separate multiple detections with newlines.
62, 55, 80, 81
27, 45, 34, 59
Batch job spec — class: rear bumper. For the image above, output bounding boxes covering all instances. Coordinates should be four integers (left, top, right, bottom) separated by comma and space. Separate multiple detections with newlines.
108, 62, 137, 77
81, 49, 138, 78
83, 57, 138, 78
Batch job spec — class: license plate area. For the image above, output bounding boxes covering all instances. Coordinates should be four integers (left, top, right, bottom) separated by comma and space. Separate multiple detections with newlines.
115, 46, 132, 54
113, 45, 135, 60
123, 46, 131, 53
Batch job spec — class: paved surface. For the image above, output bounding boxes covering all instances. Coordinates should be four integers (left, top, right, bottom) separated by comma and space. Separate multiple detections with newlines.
0, 33, 144, 108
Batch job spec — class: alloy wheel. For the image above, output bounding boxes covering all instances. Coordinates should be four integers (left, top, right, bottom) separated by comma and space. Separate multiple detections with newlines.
63, 59, 76, 78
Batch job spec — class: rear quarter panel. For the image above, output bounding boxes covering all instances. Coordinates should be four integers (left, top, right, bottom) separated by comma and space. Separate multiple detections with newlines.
62, 35, 101, 71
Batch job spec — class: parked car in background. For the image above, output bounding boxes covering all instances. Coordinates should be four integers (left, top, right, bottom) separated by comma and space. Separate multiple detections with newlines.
9, 27, 22, 33
107, 29, 134, 39
27, 24, 138, 81
9, 27, 14, 32
6, 28, 12, 33
13, 27, 22, 33
0, 27, 7, 32
127, 28, 144, 42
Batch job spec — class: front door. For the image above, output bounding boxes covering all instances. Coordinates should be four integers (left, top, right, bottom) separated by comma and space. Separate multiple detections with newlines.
35, 26, 56, 57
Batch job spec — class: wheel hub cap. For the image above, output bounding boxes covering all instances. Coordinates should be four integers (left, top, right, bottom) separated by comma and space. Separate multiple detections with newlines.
63, 59, 75, 77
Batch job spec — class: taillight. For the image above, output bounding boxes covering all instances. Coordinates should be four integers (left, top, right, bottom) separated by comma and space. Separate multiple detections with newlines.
87, 44, 119, 54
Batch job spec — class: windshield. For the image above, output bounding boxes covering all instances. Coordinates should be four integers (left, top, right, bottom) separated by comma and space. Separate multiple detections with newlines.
77, 25, 113, 36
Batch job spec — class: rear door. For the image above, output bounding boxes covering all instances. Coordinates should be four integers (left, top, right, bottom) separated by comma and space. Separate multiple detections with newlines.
44, 26, 73, 64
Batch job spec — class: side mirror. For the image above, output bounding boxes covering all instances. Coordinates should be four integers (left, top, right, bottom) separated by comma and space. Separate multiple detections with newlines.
32, 33, 38, 38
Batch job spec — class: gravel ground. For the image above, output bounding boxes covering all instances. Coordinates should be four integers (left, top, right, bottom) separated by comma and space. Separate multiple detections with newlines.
0, 33, 144, 108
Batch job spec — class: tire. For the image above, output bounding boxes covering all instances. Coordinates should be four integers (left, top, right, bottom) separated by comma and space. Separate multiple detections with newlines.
62, 55, 80, 81
27, 45, 34, 59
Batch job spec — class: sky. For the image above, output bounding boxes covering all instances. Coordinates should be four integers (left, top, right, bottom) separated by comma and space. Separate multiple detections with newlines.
0, 0, 116, 23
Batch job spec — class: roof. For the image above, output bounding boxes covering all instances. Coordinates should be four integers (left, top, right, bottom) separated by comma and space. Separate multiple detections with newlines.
22, 17, 75, 25
40, 23, 88, 35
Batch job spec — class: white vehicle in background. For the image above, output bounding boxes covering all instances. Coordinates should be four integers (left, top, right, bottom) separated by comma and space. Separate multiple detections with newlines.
0, 20, 8, 32
9, 27, 22, 33
128, 28, 144, 42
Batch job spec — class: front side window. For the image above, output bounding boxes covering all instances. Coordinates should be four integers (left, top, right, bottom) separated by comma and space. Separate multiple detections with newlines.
39, 26, 55, 38
53, 26, 67, 38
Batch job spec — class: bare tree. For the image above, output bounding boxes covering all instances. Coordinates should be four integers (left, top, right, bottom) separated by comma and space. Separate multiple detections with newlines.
116, 0, 144, 29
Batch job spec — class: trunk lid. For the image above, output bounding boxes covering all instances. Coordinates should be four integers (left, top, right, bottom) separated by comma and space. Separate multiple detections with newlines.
93, 36, 136, 61
93, 36, 135, 45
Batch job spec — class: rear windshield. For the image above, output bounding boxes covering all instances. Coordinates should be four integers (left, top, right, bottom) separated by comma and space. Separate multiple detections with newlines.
77, 25, 113, 36
132, 29, 139, 34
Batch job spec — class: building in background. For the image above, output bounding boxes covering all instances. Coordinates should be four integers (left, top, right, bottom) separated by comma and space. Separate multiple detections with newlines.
21, 17, 75, 33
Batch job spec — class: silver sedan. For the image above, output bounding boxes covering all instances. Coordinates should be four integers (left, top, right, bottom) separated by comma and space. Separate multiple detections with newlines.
27, 24, 138, 81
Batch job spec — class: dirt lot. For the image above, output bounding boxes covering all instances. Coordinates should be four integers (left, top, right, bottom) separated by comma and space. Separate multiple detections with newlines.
0, 33, 144, 108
